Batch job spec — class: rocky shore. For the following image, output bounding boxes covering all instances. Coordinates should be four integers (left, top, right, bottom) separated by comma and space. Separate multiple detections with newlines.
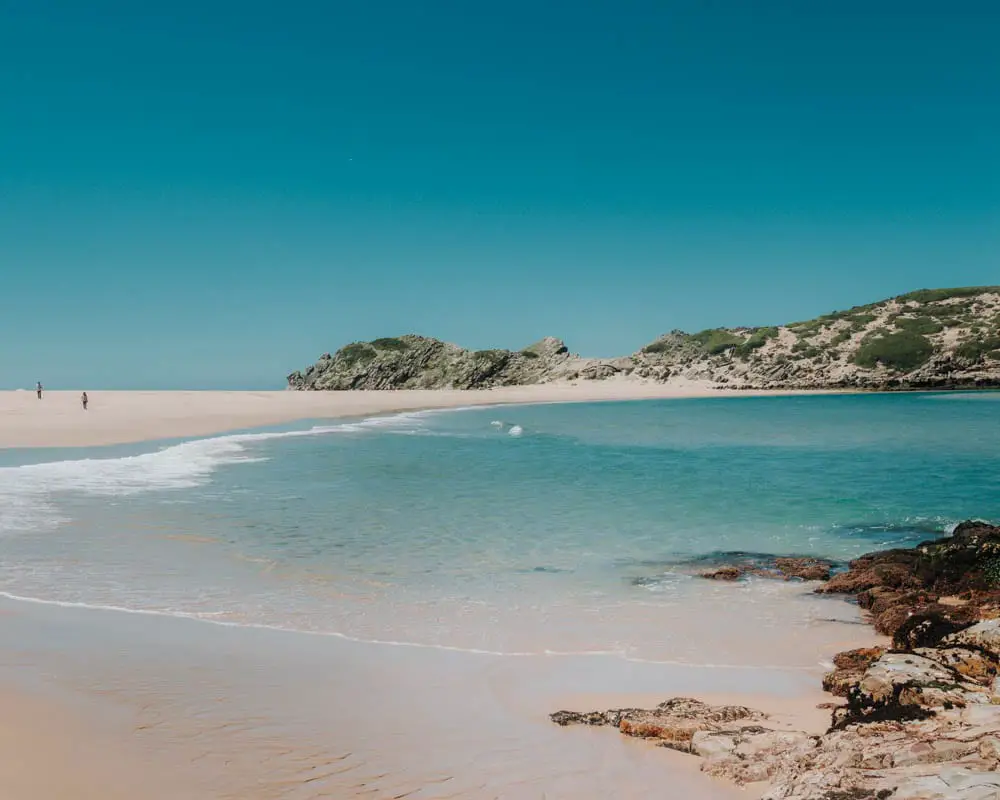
552, 521, 1000, 799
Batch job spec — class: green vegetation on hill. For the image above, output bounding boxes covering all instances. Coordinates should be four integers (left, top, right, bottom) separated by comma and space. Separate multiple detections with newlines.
370, 337, 410, 351
641, 341, 671, 355
896, 286, 1000, 304
853, 331, 934, 372
735, 326, 778, 356
955, 337, 1000, 363
690, 328, 743, 355
290, 287, 1000, 392
337, 342, 377, 367
893, 316, 944, 336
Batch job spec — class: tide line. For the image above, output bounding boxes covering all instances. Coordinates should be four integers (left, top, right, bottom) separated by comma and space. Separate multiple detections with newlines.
0, 590, 818, 672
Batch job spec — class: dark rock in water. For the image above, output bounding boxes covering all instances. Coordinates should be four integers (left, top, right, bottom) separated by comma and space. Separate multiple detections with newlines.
818, 556, 921, 595
686, 552, 836, 582
774, 557, 833, 581
679, 550, 788, 570
818, 520, 1000, 599
700, 566, 742, 581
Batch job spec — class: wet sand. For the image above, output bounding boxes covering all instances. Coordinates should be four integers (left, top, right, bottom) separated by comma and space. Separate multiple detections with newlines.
0, 381, 835, 448
0, 595, 825, 799
0, 582, 881, 799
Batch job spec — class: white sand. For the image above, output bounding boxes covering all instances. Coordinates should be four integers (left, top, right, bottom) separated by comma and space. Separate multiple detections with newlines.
0, 380, 833, 449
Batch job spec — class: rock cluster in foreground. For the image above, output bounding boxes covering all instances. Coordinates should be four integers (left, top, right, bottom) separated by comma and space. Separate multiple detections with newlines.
552, 521, 1000, 799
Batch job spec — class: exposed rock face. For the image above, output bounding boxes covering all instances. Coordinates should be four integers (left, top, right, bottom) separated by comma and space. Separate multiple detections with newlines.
287, 287, 1000, 390
634, 287, 1000, 391
286, 335, 605, 390
553, 520, 1000, 799
285, 335, 634, 390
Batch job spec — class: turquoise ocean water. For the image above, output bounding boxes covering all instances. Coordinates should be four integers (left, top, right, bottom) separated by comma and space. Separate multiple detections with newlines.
1, 393, 998, 667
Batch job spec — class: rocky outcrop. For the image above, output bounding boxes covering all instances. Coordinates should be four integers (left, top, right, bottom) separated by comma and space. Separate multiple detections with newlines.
285, 335, 625, 390
287, 287, 1000, 390
697, 556, 835, 582
822, 648, 885, 697
553, 520, 1000, 799
551, 697, 769, 753
817, 520, 1000, 641
633, 287, 1000, 391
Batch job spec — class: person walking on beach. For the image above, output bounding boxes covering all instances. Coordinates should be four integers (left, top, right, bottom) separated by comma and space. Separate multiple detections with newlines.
81, 391, 88, 410
36, 381, 43, 399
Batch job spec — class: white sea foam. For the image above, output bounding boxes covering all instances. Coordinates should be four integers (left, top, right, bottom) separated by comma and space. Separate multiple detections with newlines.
0, 411, 426, 535
507, 425, 523, 437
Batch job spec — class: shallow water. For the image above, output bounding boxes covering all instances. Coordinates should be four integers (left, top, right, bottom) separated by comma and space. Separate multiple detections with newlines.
1, 393, 997, 662
0, 393, 997, 796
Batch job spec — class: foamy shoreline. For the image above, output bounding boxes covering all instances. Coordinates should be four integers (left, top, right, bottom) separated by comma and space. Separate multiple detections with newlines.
0, 380, 841, 449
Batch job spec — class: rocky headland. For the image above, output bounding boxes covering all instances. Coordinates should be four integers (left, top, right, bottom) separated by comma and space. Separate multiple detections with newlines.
552, 521, 1000, 799
288, 287, 1000, 391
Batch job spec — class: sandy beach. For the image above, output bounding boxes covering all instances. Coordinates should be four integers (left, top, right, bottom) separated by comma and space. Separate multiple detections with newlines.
0, 385, 927, 800
0, 589, 866, 800
0, 381, 832, 449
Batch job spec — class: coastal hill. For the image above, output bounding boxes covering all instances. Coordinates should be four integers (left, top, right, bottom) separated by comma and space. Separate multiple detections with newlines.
287, 286, 1000, 391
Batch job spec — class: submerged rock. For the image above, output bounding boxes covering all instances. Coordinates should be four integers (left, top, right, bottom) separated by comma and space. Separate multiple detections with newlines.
701, 566, 742, 581
692, 554, 835, 583
774, 557, 834, 582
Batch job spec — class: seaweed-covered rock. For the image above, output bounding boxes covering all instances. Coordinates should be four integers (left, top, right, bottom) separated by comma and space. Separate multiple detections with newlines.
774, 557, 834, 581
819, 522, 1000, 600
913, 646, 1000, 687
822, 648, 885, 697
944, 619, 1000, 660
700, 567, 742, 581
890, 607, 978, 649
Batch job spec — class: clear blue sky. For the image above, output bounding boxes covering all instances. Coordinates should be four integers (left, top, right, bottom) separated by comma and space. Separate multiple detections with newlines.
2, 0, 997, 388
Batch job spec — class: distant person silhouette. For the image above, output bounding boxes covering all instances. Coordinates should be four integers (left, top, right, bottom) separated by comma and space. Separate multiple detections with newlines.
81, 392, 88, 410
36, 382, 42, 399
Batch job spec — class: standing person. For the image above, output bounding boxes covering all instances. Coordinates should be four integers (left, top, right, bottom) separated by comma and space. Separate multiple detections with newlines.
36, 381, 43, 399
81, 391, 88, 410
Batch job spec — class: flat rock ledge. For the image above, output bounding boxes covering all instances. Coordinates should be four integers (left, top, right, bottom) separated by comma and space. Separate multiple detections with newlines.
552, 521, 1000, 799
